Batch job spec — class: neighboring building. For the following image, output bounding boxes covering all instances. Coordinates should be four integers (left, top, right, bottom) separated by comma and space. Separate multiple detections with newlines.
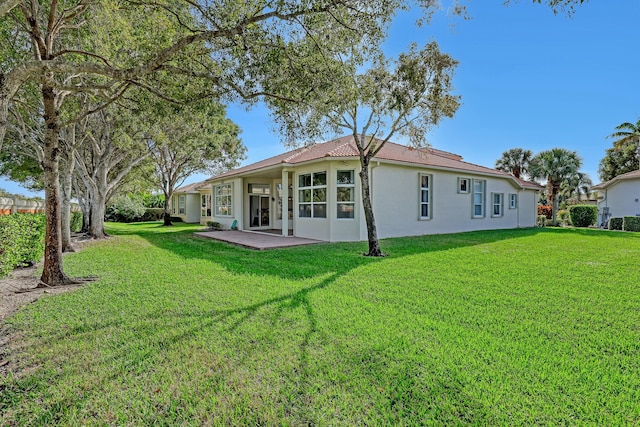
592, 170, 640, 226
172, 181, 212, 224
197, 136, 541, 241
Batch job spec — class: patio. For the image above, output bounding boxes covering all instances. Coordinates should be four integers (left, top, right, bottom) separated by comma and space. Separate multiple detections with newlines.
195, 230, 323, 250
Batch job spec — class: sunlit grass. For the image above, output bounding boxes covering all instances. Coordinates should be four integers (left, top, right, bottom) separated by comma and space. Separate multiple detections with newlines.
1, 223, 639, 425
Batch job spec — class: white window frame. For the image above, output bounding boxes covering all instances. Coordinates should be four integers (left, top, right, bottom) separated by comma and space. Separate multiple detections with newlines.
509, 193, 518, 209
298, 171, 327, 219
201, 194, 212, 217
178, 195, 186, 215
458, 177, 470, 194
492, 192, 504, 217
214, 184, 233, 217
336, 170, 355, 219
171, 195, 177, 215
419, 174, 432, 220
472, 179, 485, 218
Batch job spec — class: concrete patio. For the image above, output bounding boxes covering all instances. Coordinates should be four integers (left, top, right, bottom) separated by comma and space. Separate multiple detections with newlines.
194, 230, 323, 250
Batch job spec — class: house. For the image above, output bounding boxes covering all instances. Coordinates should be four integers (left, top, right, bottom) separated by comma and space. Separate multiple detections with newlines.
591, 170, 640, 226
199, 136, 542, 241
171, 181, 212, 224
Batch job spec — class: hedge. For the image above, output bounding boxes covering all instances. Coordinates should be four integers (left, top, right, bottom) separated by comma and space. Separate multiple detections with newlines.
608, 217, 623, 231
623, 216, 640, 232
0, 213, 46, 278
568, 205, 597, 228
142, 208, 165, 222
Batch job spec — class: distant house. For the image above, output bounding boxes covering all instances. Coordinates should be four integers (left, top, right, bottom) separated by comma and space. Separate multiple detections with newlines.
187, 136, 542, 242
592, 170, 640, 226
172, 181, 212, 224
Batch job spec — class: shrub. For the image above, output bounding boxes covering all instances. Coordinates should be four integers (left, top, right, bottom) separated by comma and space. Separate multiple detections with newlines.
206, 221, 223, 231
142, 208, 165, 221
538, 205, 552, 220
70, 211, 83, 233
623, 216, 640, 232
0, 214, 46, 277
537, 215, 547, 227
140, 193, 165, 208
569, 205, 597, 228
608, 217, 623, 230
557, 209, 570, 226
105, 195, 147, 223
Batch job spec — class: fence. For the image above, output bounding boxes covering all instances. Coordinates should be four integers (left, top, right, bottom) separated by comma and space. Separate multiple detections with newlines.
0, 197, 46, 215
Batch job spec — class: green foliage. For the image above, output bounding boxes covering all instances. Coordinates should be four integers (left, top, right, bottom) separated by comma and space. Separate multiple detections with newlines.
206, 221, 223, 231
557, 209, 569, 226
140, 193, 165, 208
495, 148, 533, 179
2, 224, 640, 425
568, 205, 597, 228
105, 195, 147, 223
622, 216, 640, 232
142, 208, 165, 221
608, 217, 623, 231
537, 215, 548, 227
70, 211, 83, 233
0, 213, 45, 277
538, 205, 552, 219
598, 140, 639, 182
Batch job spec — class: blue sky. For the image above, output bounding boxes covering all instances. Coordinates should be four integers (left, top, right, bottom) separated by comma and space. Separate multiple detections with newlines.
2, 1, 638, 197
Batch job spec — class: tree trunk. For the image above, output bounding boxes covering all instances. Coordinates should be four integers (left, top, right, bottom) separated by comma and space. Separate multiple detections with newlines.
550, 183, 559, 226
359, 159, 383, 256
89, 192, 107, 239
39, 86, 70, 286
163, 190, 173, 226
60, 157, 75, 252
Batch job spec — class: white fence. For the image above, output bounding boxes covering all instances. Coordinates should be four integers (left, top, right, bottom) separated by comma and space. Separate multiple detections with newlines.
0, 197, 46, 215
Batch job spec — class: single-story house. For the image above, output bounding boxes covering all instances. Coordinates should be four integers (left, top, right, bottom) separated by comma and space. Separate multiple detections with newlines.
591, 170, 640, 226
198, 136, 542, 241
172, 181, 212, 224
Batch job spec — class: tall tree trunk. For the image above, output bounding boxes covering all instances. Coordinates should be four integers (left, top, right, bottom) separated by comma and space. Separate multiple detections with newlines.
39, 86, 70, 286
359, 159, 383, 256
163, 189, 173, 226
60, 156, 75, 252
89, 192, 107, 238
549, 183, 559, 226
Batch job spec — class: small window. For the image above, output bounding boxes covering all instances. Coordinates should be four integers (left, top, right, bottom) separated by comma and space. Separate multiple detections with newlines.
509, 193, 518, 209
178, 195, 185, 215
492, 193, 504, 217
201, 194, 212, 217
248, 184, 270, 195
472, 179, 485, 218
419, 174, 431, 219
458, 177, 470, 194
298, 172, 326, 218
337, 170, 355, 219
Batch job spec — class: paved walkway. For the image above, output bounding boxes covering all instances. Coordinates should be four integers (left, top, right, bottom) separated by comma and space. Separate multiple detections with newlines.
194, 230, 323, 250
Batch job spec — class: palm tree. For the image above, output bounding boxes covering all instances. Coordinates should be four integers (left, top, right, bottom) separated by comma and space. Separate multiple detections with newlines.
609, 119, 640, 170
560, 171, 592, 202
495, 148, 533, 179
529, 148, 582, 225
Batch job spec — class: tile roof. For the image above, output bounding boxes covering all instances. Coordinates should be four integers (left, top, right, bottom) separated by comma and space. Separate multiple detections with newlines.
175, 180, 209, 193
592, 169, 640, 190
207, 136, 542, 190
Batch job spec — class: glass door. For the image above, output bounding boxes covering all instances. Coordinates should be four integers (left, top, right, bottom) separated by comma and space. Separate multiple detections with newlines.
250, 195, 270, 228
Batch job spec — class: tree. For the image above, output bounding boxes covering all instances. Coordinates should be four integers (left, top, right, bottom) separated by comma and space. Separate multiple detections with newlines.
146, 99, 244, 226
529, 148, 582, 225
495, 148, 533, 179
560, 171, 592, 203
598, 142, 639, 182
1, 0, 398, 285
270, 43, 460, 256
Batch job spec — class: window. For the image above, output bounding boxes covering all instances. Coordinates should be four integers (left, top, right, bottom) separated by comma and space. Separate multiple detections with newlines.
492, 193, 503, 217
248, 184, 270, 195
509, 193, 518, 209
336, 170, 355, 219
458, 177, 470, 194
298, 172, 326, 218
472, 179, 485, 218
178, 195, 185, 215
276, 183, 293, 220
215, 184, 232, 217
419, 174, 431, 219
201, 194, 211, 217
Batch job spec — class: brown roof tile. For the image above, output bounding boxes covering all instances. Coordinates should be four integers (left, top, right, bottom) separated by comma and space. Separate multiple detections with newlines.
592, 169, 640, 190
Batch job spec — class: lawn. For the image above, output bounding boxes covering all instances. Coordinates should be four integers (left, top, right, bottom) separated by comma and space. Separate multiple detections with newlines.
1, 223, 639, 425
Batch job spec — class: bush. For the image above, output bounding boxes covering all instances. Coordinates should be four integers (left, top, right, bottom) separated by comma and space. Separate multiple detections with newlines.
557, 209, 570, 226
140, 193, 165, 208
569, 205, 597, 228
0, 214, 46, 277
206, 221, 223, 231
608, 217, 623, 230
537, 215, 548, 227
142, 208, 165, 222
105, 195, 147, 223
623, 216, 640, 232
538, 205, 552, 220
70, 211, 83, 233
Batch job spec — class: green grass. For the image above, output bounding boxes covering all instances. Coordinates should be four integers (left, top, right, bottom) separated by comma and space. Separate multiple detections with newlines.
2, 223, 640, 425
